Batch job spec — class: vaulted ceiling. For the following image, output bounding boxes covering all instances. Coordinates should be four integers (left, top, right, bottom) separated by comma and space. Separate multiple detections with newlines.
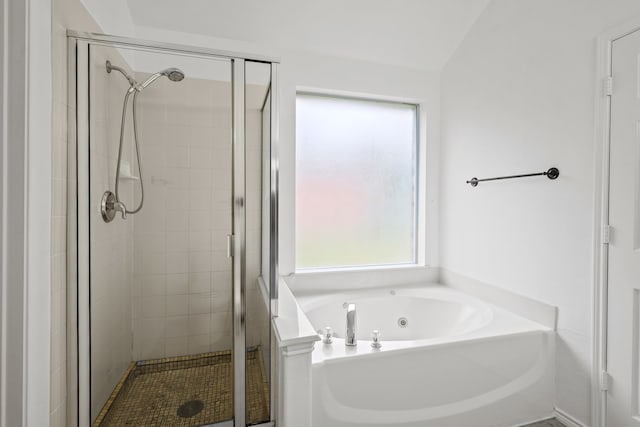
121, 0, 490, 71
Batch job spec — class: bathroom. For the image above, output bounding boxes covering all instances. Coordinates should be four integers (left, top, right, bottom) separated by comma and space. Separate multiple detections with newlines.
2, 0, 640, 426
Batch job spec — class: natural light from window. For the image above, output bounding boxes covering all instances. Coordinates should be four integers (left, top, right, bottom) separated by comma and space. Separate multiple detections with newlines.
295, 93, 417, 270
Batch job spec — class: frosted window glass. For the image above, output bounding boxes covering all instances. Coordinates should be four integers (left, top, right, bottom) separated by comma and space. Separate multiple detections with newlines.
296, 94, 417, 269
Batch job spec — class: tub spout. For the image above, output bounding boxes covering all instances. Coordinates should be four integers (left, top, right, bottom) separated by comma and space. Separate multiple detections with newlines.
344, 303, 357, 346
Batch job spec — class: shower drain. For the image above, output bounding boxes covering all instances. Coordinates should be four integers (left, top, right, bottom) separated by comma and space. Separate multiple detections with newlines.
397, 317, 409, 328
177, 400, 205, 418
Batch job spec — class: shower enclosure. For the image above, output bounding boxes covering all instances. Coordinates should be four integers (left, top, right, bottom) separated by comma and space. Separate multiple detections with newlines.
67, 32, 279, 427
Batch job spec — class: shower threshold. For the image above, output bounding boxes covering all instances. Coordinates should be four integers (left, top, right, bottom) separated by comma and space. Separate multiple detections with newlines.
94, 348, 270, 426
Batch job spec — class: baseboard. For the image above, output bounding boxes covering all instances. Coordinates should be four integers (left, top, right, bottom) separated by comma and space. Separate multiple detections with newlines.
512, 415, 555, 426
554, 408, 587, 427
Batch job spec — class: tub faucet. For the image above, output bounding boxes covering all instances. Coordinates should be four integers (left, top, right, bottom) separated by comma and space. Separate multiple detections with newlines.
344, 303, 357, 346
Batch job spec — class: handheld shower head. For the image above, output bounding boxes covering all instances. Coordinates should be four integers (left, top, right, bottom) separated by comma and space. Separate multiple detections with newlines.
139, 67, 185, 90
164, 68, 185, 82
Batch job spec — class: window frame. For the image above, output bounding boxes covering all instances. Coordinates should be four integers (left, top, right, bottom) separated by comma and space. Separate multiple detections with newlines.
294, 91, 422, 272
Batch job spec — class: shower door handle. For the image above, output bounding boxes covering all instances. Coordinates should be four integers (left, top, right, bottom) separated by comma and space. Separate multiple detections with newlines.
226, 234, 234, 258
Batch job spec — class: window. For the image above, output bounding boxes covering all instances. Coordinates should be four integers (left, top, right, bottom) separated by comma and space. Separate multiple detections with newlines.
295, 93, 418, 270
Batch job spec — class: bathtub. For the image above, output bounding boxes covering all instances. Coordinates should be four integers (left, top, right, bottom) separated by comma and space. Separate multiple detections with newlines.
295, 284, 554, 427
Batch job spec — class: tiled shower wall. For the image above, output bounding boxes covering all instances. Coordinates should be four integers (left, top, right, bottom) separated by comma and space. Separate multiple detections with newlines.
88, 46, 137, 419
131, 75, 263, 360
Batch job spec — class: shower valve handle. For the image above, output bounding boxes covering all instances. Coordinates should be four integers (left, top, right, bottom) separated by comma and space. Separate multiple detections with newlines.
100, 191, 128, 222
114, 201, 127, 219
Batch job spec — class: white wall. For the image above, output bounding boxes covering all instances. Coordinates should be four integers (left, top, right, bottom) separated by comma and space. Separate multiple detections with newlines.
79, 0, 134, 39
440, 1, 640, 424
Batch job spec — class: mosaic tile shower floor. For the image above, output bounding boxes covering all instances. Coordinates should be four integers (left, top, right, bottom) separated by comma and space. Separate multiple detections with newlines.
95, 349, 270, 426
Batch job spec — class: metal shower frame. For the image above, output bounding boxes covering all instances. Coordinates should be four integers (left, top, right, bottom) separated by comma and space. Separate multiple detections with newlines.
67, 30, 280, 427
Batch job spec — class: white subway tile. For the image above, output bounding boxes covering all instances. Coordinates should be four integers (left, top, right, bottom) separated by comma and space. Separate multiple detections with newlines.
188, 189, 211, 211
212, 271, 232, 293
211, 291, 232, 312
132, 296, 142, 319
165, 336, 188, 357
166, 295, 189, 317
210, 311, 232, 332
189, 168, 213, 189
188, 147, 214, 169
210, 334, 233, 353
165, 124, 191, 147
166, 189, 189, 208
188, 251, 212, 273
166, 231, 188, 252
187, 334, 210, 355
211, 209, 232, 231
166, 210, 188, 231
141, 296, 166, 318
141, 275, 166, 296
188, 294, 211, 315
150, 253, 166, 275
188, 231, 212, 251
212, 250, 231, 272
165, 167, 189, 188
212, 169, 232, 191
166, 273, 189, 295
166, 146, 189, 168
166, 252, 188, 274
188, 272, 211, 294
188, 314, 211, 337
189, 210, 211, 231
165, 316, 189, 338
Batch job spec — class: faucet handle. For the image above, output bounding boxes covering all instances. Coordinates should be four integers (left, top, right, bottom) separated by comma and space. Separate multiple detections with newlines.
322, 326, 333, 344
114, 201, 127, 219
371, 330, 382, 349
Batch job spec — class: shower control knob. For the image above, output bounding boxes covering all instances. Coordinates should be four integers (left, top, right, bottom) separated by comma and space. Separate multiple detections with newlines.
322, 326, 334, 344
371, 330, 382, 349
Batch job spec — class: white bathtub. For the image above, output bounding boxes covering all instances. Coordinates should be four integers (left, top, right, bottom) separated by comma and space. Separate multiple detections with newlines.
295, 284, 554, 427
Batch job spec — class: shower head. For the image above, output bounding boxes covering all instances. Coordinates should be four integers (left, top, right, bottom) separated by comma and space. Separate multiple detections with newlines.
164, 68, 185, 82
108, 60, 185, 93
139, 67, 185, 90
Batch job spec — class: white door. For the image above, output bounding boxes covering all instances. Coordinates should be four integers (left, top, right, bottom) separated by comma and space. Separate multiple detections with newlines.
607, 28, 640, 427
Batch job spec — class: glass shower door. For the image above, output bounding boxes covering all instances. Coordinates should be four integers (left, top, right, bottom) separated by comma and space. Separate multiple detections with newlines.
72, 33, 277, 427
243, 60, 274, 425
85, 42, 238, 426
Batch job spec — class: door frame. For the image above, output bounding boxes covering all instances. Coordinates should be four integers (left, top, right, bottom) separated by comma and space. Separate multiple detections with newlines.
67, 31, 280, 427
593, 15, 640, 427
0, 0, 52, 425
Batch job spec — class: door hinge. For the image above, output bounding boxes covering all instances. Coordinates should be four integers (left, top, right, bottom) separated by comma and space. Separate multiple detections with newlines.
227, 234, 235, 258
600, 370, 611, 391
602, 224, 611, 245
604, 76, 613, 96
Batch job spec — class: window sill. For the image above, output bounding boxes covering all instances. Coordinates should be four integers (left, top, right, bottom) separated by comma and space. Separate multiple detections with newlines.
295, 263, 426, 275
285, 264, 438, 294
